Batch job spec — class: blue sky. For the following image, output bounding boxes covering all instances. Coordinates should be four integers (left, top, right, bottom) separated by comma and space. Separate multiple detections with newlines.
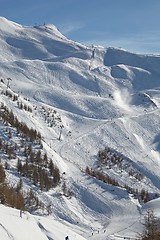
0, 0, 160, 54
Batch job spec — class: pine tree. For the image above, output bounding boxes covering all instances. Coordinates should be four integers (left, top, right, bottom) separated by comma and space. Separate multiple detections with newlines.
0, 164, 6, 183
17, 159, 22, 173
49, 159, 54, 175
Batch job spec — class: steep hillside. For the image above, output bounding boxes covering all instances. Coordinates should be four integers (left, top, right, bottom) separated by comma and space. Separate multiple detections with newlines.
0, 17, 160, 240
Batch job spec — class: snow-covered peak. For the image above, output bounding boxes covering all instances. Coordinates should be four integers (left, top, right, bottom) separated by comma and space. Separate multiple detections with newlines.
0, 17, 87, 62
32, 23, 68, 41
0, 16, 22, 32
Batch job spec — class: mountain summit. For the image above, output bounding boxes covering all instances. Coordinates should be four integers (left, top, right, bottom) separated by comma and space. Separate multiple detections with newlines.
0, 17, 160, 240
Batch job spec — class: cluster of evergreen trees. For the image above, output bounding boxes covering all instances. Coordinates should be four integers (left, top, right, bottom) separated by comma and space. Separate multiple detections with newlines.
2, 89, 32, 112
0, 103, 60, 191
0, 137, 16, 159
86, 166, 119, 186
17, 101, 32, 113
96, 147, 159, 203
85, 166, 157, 203
0, 163, 45, 212
17, 148, 60, 191
40, 106, 62, 128
0, 164, 25, 210
98, 146, 144, 181
0, 100, 61, 212
0, 103, 41, 142
3, 89, 18, 101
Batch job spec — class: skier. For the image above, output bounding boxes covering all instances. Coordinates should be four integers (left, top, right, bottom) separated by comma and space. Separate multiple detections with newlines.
65, 236, 69, 240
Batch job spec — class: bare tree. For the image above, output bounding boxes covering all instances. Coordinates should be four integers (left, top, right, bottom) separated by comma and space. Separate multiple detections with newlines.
139, 209, 160, 240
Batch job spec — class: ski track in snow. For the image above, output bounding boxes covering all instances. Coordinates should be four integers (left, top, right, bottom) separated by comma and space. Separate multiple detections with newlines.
0, 223, 15, 240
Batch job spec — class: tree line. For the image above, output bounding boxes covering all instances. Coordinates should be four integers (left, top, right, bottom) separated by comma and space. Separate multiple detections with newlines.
0, 163, 44, 211
85, 166, 157, 203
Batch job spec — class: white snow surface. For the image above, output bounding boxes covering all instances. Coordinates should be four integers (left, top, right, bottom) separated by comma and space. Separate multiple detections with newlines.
0, 17, 160, 239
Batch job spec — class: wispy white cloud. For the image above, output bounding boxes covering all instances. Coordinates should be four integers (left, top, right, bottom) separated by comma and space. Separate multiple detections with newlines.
81, 30, 160, 54
59, 21, 84, 35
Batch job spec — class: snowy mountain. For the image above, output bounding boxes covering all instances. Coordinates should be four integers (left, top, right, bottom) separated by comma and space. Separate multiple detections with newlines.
1, 17, 160, 240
